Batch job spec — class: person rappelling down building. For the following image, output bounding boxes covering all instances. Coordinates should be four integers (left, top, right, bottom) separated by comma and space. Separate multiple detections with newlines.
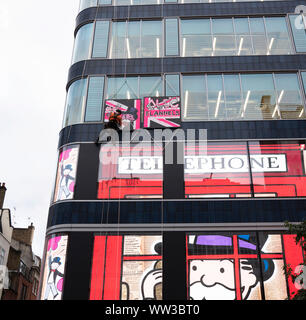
105, 109, 122, 131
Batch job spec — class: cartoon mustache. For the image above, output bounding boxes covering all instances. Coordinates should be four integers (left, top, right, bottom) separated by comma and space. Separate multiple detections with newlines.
189, 281, 236, 300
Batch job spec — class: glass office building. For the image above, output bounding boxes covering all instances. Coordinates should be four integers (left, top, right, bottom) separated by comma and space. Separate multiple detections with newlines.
39, 0, 306, 300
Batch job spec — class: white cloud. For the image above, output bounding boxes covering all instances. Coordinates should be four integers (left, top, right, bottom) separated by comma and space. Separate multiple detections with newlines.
0, 0, 80, 257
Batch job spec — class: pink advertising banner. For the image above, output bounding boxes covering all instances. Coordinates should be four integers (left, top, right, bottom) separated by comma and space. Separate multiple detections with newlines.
104, 99, 141, 130
143, 96, 181, 129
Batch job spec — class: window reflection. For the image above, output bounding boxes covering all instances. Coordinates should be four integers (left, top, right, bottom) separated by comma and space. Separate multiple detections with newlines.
240, 74, 277, 120
180, 17, 292, 57
63, 79, 88, 127
72, 23, 94, 64
181, 20, 212, 57
212, 19, 236, 56
182, 73, 306, 121
289, 15, 306, 53
182, 75, 207, 120
265, 18, 292, 55
234, 18, 253, 56
110, 21, 162, 59
274, 74, 304, 119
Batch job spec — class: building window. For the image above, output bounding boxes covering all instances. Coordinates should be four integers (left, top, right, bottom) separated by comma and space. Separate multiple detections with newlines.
62, 76, 105, 127
85, 77, 105, 122
71, 17, 293, 61
109, 20, 163, 59
181, 19, 212, 57
20, 284, 28, 300
106, 76, 163, 100
182, 73, 305, 121
180, 17, 292, 57
165, 19, 179, 56
19, 261, 27, 276
289, 14, 306, 53
62, 78, 88, 127
92, 21, 110, 58
71, 23, 94, 64
79, 0, 98, 12
32, 278, 39, 296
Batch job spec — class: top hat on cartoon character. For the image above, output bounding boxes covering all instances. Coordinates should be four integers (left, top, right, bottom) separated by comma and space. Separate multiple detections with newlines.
64, 164, 73, 171
188, 234, 275, 282
51, 257, 61, 265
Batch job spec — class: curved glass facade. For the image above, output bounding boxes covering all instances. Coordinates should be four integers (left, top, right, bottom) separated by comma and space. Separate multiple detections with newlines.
79, 0, 288, 11
62, 72, 306, 128
71, 16, 297, 63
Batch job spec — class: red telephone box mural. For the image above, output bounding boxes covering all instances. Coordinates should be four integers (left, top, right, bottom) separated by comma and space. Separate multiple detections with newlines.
187, 233, 305, 300
97, 141, 306, 199
90, 235, 162, 300
97, 144, 163, 199
89, 232, 304, 300
185, 141, 306, 198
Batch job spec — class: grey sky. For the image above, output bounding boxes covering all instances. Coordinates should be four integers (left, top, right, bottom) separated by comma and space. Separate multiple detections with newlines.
0, 0, 80, 257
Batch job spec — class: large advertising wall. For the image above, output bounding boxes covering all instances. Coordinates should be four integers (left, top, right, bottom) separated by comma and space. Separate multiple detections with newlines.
97, 141, 306, 199
88, 232, 304, 300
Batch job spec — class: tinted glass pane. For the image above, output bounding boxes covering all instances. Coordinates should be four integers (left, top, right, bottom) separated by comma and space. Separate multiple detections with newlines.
223, 74, 242, 120
212, 19, 236, 56
165, 74, 180, 96
165, 19, 179, 56
181, 20, 212, 57
235, 18, 253, 55
207, 75, 225, 119
79, 0, 97, 11
85, 77, 105, 122
63, 79, 88, 127
240, 74, 277, 120
141, 21, 162, 58
274, 74, 304, 119
250, 18, 267, 55
289, 15, 306, 52
182, 75, 207, 120
72, 23, 94, 64
92, 21, 110, 58
110, 22, 126, 59
140, 76, 163, 98
127, 21, 141, 58
107, 77, 138, 99
265, 18, 292, 55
